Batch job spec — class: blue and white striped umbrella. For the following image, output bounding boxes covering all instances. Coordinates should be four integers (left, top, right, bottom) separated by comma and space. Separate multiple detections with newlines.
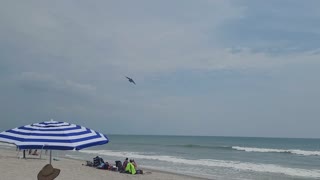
0, 120, 109, 151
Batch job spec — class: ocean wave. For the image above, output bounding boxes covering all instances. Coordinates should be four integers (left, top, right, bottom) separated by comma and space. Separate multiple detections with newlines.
167, 144, 230, 150
79, 149, 320, 178
0, 142, 15, 147
232, 146, 320, 156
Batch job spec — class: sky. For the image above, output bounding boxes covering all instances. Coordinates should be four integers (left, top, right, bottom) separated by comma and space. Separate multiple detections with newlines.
1, 0, 320, 138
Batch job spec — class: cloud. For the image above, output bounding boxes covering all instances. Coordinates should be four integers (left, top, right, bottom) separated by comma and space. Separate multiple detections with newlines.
0, 1, 245, 75
220, 0, 320, 52
17, 72, 96, 95
2, 0, 319, 78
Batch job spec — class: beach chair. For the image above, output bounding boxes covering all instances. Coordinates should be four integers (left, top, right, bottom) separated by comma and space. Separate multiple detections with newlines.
93, 156, 105, 167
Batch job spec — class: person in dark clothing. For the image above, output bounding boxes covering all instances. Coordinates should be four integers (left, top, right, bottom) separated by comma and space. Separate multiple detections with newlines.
122, 158, 128, 171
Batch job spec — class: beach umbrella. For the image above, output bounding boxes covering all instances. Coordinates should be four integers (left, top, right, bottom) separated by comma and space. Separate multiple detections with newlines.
0, 120, 109, 164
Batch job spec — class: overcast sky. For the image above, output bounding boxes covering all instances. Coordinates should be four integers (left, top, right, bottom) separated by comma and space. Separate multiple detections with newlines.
1, 0, 320, 138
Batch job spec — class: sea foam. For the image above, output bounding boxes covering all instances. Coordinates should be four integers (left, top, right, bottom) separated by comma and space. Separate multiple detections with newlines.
232, 146, 320, 156
79, 149, 320, 178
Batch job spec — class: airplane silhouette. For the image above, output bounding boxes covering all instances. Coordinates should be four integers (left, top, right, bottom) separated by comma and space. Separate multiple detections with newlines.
125, 76, 136, 85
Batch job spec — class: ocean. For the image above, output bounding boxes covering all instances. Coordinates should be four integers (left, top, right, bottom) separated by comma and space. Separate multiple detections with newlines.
2, 135, 320, 179
68, 135, 320, 179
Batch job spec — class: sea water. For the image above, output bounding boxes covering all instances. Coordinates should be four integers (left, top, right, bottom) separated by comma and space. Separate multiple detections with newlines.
65, 135, 320, 180
3, 135, 320, 179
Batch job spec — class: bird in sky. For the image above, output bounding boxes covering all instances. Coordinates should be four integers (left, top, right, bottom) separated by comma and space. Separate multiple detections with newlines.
125, 76, 136, 85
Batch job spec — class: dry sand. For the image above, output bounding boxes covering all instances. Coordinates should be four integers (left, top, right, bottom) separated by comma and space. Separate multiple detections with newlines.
0, 148, 208, 180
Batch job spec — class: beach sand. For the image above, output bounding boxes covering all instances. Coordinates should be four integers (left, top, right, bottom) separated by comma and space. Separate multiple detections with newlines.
0, 148, 208, 180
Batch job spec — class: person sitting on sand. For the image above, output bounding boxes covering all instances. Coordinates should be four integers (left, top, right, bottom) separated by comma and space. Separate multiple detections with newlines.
125, 159, 136, 175
37, 164, 60, 180
132, 159, 137, 168
131, 159, 143, 174
122, 158, 128, 171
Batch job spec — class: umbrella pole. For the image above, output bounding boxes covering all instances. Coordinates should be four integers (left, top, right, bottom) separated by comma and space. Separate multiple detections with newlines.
49, 150, 52, 164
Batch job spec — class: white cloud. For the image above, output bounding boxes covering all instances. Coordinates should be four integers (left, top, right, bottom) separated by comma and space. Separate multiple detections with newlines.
1, 0, 319, 77
18, 72, 96, 95
0, 0, 247, 75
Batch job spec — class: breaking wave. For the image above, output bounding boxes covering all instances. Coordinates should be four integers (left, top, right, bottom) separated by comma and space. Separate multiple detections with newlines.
79, 149, 320, 178
232, 146, 320, 156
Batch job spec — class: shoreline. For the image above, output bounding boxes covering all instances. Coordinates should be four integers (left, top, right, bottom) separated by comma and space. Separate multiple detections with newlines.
0, 148, 212, 180
62, 150, 211, 180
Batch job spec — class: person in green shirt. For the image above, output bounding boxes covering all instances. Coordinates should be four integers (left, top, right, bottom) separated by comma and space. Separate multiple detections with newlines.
125, 159, 136, 174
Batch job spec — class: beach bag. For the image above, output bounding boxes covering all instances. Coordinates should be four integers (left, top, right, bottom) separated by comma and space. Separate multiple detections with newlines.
115, 161, 122, 171
108, 165, 117, 171
97, 163, 103, 169
136, 169, 143, 174
97, 162, 107, 169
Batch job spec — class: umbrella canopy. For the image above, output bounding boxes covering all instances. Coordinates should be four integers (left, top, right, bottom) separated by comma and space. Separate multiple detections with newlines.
0, 120, 109, 151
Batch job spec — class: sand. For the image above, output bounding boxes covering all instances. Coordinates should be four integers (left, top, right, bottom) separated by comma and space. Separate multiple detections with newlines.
0, 148, 208, 180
